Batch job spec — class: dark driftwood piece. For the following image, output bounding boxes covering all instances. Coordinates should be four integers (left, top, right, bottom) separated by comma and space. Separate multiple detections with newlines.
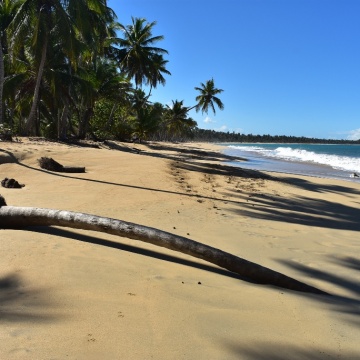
38, 157, 85, 173
0, 196, 6, 207
0, 197, 328, 296
1, 178, 24, 188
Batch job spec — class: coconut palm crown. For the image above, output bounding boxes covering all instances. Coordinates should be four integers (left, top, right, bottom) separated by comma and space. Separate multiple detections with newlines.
191, 78, 224, 115
117, 17, 169, 89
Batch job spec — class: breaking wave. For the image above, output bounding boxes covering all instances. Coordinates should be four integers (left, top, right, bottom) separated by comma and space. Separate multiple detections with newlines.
228, 145, 360, 173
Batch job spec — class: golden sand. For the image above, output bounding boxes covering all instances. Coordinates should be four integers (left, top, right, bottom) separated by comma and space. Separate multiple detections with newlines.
1, 138, 360, 359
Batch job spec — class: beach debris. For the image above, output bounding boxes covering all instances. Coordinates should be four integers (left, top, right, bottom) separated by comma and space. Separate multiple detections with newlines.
0, 197, 329, 296
38, 157, 85, 173
1, 178, 24, 188
0, 195, 6, 206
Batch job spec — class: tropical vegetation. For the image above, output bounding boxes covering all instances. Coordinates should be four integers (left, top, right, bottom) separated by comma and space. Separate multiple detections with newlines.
0, 0, 224, 142
190, 129, 360, 144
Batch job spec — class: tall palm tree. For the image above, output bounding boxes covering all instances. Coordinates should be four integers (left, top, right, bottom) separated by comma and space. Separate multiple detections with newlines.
68, 1, 117, 68
10, 0, 116, 135
189, 78, 224, 115
117, 17, 168, 89
10, 0, 77, 135
0, 0, 23, 125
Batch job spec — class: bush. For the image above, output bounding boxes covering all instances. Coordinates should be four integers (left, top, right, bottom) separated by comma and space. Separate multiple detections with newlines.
0, 124, 13, 141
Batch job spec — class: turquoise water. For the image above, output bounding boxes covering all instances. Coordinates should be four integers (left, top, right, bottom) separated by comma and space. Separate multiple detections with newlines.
222, 143, 360, 181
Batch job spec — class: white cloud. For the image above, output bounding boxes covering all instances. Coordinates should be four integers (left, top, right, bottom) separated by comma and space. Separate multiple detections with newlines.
217, 125, 228, 132
347, 128, 360, 140
203, 116, 215, 124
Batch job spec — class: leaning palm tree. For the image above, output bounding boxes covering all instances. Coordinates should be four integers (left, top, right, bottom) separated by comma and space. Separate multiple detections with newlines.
117, 17, 168, 89
188, 78, 224, 115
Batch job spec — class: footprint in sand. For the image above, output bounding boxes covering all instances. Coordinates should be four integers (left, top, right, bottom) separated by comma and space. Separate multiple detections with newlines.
9, 348, 31, 355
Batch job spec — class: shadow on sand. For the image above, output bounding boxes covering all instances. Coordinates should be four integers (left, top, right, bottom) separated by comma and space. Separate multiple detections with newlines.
7, 227, 360, 328
223, 342, 360, 360
277, 256, 360, 326
228, 189, 360, 231
0, 273, 59, 323
25, 227, 263, 285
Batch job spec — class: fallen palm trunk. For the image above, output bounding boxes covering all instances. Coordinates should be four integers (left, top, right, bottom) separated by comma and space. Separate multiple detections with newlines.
0, 202, 328, 295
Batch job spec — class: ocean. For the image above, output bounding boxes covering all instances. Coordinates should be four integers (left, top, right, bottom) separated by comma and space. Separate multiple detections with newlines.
221, 143, 360, 182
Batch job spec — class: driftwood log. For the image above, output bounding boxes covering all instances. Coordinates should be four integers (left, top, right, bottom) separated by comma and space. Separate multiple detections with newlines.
0, 197, 328, 295
1, 178, 24, 188
38, 157, 85, 173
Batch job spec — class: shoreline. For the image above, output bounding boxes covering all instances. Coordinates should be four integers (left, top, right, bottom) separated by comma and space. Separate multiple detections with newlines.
1, 138, 360, 359
221, 143, 360, 183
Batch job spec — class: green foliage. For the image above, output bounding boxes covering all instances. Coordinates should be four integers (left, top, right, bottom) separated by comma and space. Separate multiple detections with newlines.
117, 17, 169, 89
0, 123, 12, 140
92, 99, 133, 140
2, 4, 226, 142
194, 78, 224, 115
191, 129, 360, 144
131, 105, 162, 142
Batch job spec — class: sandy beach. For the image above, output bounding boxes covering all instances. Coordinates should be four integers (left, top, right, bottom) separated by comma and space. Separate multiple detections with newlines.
1, 138, 360, 359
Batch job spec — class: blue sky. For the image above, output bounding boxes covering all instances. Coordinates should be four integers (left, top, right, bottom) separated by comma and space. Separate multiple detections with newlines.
107, 0, 360, 140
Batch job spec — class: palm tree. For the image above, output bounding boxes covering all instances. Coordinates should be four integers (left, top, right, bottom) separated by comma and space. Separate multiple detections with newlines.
10, 0, 116, 135
188, 78, 224, 115
0, 198, 328, 295
0, 0, 23, 125
130, 88, 151, 111
68, 2, 117, 68
131, 106, 161, 143
117, 17, 168, 89
75, 58, 131, 139
165, 100, 197, 139
147, 53, 171, 97
10, 0, 77, 135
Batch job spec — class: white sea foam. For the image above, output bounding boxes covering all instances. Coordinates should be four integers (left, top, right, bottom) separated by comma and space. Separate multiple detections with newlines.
228, 145, 360, 173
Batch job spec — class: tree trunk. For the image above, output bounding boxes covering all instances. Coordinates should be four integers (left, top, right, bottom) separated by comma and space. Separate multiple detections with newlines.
105, 104, 118, 131
78, 107, 93, 139
58, 101, 69, 140
25, 37, 48, 136
0, 204, 328, 296
0, 39, 4, 125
